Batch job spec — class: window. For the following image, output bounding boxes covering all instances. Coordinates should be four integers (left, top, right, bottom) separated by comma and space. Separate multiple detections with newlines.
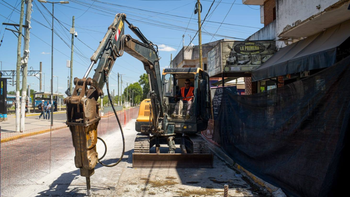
163, 74, 174, 97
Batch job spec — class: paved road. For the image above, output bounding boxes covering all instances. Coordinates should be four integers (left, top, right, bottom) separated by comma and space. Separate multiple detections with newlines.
1, 113, 122, 197
2, 114, 269, 197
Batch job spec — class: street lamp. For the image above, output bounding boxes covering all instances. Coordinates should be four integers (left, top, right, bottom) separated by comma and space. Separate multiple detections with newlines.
37, 0, 69, 126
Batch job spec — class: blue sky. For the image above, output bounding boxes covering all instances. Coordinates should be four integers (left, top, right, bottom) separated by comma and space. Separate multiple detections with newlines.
0, 0, 262, 95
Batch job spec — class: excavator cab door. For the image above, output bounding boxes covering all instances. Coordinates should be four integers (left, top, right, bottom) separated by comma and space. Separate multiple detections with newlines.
196, 70, 211, 131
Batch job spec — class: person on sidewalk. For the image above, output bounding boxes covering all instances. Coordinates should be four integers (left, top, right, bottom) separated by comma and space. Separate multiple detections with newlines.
38, 100, 45, 119
46, 102, 51, 120
171, 79, 194, 119
25, 101, 28, 117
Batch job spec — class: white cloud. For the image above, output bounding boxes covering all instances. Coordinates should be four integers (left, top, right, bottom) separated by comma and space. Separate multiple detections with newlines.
41, 52, 50, 55
158, 44, 176, 52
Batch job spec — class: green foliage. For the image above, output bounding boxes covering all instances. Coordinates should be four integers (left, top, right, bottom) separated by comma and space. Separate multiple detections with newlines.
114, 95, 121, 104
138, 73, 149, 100
123, 82, 143, 105
7, 90, 16, 95
102, 96, 109, 106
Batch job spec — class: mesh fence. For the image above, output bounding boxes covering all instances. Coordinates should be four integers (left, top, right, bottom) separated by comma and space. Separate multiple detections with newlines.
1, 107, 139, 197
212, 55, 350, 197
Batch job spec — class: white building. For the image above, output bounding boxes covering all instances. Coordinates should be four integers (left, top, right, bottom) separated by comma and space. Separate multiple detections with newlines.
243, 0, 350, 89
245, 0, 350, 46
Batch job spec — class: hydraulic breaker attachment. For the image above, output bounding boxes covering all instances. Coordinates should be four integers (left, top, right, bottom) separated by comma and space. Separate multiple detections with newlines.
64, 77, 102, 178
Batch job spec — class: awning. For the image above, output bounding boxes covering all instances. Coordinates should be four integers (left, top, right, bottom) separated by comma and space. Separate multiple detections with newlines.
252, 19, 350, 82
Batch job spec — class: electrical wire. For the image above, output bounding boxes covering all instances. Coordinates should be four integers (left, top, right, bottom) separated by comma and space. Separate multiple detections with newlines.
75, 0, 95, 19
0, 0, 20, 47
70, 0, 260, 30
209, 0, 236, 41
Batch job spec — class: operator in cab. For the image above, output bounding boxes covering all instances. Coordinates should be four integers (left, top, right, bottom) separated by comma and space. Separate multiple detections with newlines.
171, 79, 194, 119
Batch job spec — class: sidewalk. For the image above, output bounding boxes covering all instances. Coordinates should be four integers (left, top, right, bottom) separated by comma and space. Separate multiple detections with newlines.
0, 105, 124, 143
0, 111, 67, 143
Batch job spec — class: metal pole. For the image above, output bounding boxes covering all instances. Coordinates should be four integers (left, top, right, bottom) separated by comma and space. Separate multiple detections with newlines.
83, 62, 95, 79
40, 62, 42, 92
197, 0, 203, 70
70, 16, 75, 95
121, 75, 123, 105
27, 84, 30, 113
118, 73, 120, 106
126, 83, 128, 107
15, 0, 25, 132
51, 2, 54, 127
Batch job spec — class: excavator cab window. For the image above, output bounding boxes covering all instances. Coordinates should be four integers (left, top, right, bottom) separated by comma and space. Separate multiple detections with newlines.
163, 74, 175, 97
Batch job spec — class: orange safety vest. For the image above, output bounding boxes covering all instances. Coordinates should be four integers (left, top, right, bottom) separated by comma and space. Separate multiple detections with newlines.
181, 87, 194, 101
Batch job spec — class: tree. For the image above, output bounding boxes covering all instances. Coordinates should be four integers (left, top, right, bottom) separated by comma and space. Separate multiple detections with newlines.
138, 73, 149, 100
114, 95, 121, 104
123, 82, 142, 105
7, 90, 16, 95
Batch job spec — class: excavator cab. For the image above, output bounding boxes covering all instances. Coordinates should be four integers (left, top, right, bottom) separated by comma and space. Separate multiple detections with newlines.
136, 67, 212, 135
162, 68, 211, 133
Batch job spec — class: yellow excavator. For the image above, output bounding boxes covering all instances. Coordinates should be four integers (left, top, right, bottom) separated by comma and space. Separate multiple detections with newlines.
64, 13, 212, 194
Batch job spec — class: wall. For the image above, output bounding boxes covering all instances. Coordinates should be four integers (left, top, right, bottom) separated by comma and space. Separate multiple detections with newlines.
171, 40, 221, 69
247, 20, 276, 41
264, 0, 276, 26
276, 0, 339, 38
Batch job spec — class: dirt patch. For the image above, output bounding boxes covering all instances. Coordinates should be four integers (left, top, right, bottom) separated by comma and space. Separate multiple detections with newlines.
141, 178, 178, 187
176, 188, 222, 196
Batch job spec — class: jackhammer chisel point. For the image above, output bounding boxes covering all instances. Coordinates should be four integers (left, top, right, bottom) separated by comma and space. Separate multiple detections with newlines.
86, 177, 91, 196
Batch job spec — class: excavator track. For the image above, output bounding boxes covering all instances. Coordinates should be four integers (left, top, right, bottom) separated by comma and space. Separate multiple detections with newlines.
134, 133, 150, 153
190, 134, 211, 154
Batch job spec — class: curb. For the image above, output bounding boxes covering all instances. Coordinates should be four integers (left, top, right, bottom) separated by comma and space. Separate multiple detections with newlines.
1, 126, 68, 143
201, 133, 286, 197
1, 110, 125, 143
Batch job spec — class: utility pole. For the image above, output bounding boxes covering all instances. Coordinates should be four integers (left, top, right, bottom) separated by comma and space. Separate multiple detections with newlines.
118, 73, 120, 106
20, 0, 33, 132
121, 75, 123, 105
15, 0, 25, 132
69, 16, 75, 95
126, 83, 128, 107
50, 3, 54, 127
196, 0, 203, 70
40, 62, 42, 92
27, 84, 30, 113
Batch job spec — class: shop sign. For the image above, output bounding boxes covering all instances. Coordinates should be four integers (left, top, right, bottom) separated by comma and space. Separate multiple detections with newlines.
208, 40, 276, 77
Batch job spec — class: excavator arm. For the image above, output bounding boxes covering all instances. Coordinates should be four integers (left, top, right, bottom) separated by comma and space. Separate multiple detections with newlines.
64, 13, 165, 193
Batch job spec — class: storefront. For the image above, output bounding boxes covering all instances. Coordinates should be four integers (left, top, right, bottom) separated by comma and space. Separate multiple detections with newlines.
252, 19, 350, 83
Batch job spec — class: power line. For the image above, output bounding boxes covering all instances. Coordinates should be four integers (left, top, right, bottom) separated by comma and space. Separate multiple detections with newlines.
70, 0, 260, 29
210, 0, 236, 41
75, 0, 95, 19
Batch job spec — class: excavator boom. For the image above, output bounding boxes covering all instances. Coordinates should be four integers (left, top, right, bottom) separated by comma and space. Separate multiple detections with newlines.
64, 13, 165, 192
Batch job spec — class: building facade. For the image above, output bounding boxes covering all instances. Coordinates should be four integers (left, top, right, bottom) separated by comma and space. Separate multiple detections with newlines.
245, 0, 350, 44
244, 0, 350, 92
